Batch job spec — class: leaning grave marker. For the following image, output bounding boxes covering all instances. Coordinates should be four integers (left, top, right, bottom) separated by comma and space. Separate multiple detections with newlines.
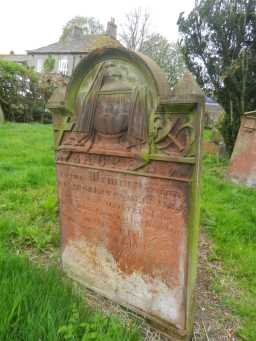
54, 47, 204, 340
228, 110, 256, 187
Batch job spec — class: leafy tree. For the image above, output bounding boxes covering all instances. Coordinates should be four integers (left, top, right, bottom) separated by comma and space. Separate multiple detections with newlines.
178, 0, 256, 153
60, 16, 104, 42
43, 55, 55, 73
0, 60, 53, 122
120, 9, 186, 87
141, 34, 186, 87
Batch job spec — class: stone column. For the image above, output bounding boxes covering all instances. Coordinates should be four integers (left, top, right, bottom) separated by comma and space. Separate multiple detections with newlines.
167, 71, 205, 336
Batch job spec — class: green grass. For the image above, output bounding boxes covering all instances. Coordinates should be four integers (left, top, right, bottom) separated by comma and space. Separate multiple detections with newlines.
0, 251, 140, 341
0, 123, 58, 253
201, 155, 256, 340
1, 123, 256, 340
203, 127, 212, 141
0, 123, 140, 341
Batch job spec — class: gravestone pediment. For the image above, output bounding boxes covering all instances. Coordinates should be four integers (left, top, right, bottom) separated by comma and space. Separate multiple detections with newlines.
54, 47, 204, 340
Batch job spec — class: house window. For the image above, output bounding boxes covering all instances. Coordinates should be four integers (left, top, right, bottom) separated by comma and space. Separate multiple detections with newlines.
58, 57, 68, 75
36, 58, 43, 73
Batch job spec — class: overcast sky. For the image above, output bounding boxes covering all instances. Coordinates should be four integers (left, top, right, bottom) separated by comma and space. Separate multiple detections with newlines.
1, 0, 195, 54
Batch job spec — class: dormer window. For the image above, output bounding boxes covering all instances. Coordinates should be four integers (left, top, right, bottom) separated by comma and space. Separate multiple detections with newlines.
58, 57, 68, 75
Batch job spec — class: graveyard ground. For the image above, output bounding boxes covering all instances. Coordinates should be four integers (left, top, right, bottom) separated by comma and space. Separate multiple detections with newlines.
0, 123, 255, 340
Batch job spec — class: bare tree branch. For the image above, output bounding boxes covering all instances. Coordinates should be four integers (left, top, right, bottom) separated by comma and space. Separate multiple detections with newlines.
120, 8, 151, 51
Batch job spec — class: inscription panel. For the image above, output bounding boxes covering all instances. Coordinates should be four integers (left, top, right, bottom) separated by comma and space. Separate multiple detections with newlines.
57, 160, 188, 328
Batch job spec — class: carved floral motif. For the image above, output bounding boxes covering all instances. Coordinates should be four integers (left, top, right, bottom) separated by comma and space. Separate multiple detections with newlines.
152, 113, 196, 157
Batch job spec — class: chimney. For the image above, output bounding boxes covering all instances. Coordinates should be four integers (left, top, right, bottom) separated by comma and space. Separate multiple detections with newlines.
106, 18, 117, 39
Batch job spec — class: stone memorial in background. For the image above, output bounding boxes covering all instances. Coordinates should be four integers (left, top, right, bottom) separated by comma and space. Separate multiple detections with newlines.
47, 76, 69, 147
0, 103, 5, 123
228, 110, 256, 187
53, 47, 204, 340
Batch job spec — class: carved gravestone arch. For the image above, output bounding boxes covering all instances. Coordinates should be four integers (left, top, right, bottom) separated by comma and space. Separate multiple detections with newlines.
54, 47, 204, 340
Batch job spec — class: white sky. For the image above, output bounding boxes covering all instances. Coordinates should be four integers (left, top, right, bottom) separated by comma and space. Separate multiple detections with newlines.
0, 0, 195, 54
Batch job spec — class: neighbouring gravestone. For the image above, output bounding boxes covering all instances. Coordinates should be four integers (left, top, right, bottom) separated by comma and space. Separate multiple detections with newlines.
47, 76, 70, 147
203, 128, 226, 157
0, 103, 4, 123
229, 110, 256, 187
53, 47, 204, 340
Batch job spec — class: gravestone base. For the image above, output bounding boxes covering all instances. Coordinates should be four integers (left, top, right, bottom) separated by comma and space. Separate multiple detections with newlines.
67, 270, 192, 341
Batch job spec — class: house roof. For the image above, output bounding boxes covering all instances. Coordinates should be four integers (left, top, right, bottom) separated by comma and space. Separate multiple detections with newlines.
205, 96, 224, 115
27, 34, 122, 55
205, 96, 216, 104
0, 54, 29, 63
205, 96, 224, 107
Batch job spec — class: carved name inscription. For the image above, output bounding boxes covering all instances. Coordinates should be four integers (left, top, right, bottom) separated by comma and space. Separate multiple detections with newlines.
57, 161, 188, 289
57, 151, 193, 182
57, 151, 144, 171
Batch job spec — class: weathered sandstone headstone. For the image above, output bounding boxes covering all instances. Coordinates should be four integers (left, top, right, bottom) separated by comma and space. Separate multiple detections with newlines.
229, 110, 256, 187
53, 48, 204, 340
